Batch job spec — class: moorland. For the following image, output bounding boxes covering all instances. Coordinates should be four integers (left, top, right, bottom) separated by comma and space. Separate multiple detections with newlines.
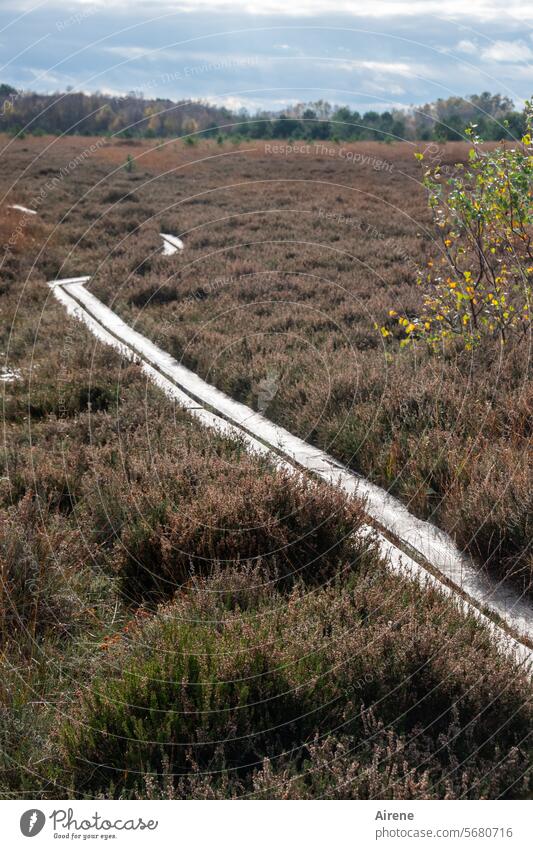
1, 132, 532, 799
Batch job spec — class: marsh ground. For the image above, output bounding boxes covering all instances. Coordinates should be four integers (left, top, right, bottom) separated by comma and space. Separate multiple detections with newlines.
1, 134, 532, 798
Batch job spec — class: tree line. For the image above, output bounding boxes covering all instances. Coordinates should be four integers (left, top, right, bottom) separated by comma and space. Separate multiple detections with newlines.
0, 84, 526, 142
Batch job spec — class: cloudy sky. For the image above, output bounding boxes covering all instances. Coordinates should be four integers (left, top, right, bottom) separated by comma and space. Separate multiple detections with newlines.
0, 0, 531, 112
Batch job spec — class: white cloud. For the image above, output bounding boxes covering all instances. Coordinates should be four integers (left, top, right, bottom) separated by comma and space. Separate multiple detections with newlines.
10, 0, 533, 22
103, 45, 184, 61
366, 79, 406, 95
22, 67, 76, 88
456, 39, 477, 54
482, 40, 533, 62
104, 45, 151, 60
336, 59, 429, 78
207, 93, 291, 110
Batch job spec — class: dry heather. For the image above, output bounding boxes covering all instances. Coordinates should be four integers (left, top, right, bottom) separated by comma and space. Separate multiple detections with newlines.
0, 134, 532, 799
7, 133, 521, 594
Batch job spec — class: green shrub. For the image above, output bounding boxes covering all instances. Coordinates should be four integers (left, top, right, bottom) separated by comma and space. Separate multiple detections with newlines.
57, 571, 533, 798
59, 619, 304, 796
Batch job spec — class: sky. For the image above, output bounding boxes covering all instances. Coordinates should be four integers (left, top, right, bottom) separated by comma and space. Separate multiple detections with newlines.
0, 0, 531, 113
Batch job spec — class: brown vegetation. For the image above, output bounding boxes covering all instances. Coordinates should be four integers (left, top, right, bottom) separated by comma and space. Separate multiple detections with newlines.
1, 134, 532, 799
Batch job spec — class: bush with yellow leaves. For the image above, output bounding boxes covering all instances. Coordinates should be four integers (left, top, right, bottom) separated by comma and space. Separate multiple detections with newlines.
389, 100, 533, 350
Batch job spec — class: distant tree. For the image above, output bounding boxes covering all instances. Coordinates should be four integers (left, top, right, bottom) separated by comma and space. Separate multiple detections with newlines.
331, 106, 354, 140
301, 109, 330, 139
248, 119, 273, 138
272, 114, 302, 138
0, 83, 521, 143
434, 113, 465, 141
203, 121, 219, 138
362, 111, 382, 139
390, 117, 406, 140
182, 116, 199, 137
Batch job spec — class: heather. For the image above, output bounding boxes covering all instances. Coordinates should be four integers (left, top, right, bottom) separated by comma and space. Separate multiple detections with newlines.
35, 134, 528, 595
58, 568, 533, 799
1, 132, 532, 800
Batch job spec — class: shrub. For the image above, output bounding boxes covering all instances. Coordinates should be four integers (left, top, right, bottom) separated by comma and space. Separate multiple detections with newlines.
0, 495, 116, 652
57, 571, 533, 798
59, 619, 302, 796
115, 460, 369, 602
392, 101, 533, 349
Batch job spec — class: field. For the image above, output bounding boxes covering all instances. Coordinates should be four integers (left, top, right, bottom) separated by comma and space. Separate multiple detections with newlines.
1, 134, 532, 799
